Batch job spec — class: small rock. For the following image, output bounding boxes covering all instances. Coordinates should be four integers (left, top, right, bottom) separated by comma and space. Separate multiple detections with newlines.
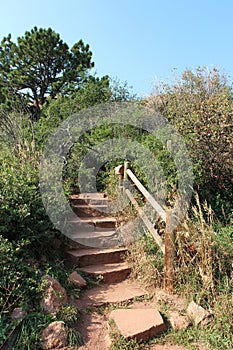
169, 311, 190, 330
68, 271, 87, 288
187, 301, 213, 326
42, 321, 67, 349
11, 307, 26, 320
109, 308, 166, 341
40, 275, 67, 314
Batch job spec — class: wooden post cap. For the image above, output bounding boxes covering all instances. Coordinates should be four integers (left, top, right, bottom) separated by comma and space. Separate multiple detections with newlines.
114, 165, 124, 175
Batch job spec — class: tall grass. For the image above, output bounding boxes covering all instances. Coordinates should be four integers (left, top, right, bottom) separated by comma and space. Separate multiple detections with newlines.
126, 193, 233, 349
175, 194, 233, 305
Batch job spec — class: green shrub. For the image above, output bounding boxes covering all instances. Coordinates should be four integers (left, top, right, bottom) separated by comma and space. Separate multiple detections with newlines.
147, 67, 233, 220
0, 236, 45, 314
0, 311, 54, 350
0, 151, 58, 254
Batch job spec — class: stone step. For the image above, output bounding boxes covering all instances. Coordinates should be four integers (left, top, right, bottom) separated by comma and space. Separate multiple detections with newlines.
66, 247, 128, 267
72, 204, 109, 217
75, 280, 148, 307
80, 262, 131, 283
70, 193, 110, 207
68, 217, 117, 229
70, 230, 117, 239
69, 233, 119, 249
70, 192, 107, 200
70, 196, 110, 206
108, 309, 167, 341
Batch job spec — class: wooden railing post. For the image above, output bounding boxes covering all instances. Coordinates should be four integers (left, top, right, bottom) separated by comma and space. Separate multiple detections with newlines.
114, 163, 179, 292
164, 210, 176, 293
123, 161, 129, 189
114, 164, 124, 191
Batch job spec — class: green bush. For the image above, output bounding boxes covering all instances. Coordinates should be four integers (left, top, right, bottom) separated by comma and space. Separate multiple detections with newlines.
0, 151, 58, 252
0, 311, 54, 350
147, 67, 233, 221
0, 236, 45, 314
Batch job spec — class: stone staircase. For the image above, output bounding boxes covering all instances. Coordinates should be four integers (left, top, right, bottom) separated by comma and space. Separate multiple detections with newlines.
66, 192, 130, 284
65, 192, 168, 348
67, 192, 120, 248
67, 246, 131, 283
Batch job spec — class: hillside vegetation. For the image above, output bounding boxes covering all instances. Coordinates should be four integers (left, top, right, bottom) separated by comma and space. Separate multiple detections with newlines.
0, 27, 232, 349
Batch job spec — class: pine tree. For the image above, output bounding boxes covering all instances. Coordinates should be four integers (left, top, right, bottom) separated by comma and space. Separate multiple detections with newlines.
0, 27, 94, 119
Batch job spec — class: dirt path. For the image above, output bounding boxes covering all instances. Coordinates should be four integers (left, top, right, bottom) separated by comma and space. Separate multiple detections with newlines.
77, 311, 111, 350
71, 282, 191, 350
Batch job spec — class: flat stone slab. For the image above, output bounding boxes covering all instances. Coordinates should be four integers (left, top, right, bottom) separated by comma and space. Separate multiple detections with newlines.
75, 280, 148, 307
109, 308, 166, 341
187, 301, 213, 325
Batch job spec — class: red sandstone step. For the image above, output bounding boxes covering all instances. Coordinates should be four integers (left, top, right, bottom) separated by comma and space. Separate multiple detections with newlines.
70, 230, 117, 239
70, 197, 110, 206
72, 204, 109, 217
109, 309, 167, 341
75, 280, 148, 307
68, 231, 119, 249
80, 262, 131, 283
70, 193, 110, 206
66, 247, 128, 267
70, 193, 106, 200
69, 217, 117, 229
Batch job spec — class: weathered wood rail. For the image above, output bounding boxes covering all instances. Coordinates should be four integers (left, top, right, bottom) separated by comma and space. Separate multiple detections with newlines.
115, 161, 176, 292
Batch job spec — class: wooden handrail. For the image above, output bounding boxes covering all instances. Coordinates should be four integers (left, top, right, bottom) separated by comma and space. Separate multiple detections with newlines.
125, 189, 165, 253
116, 161, 176, 292
126, 168, 166, 221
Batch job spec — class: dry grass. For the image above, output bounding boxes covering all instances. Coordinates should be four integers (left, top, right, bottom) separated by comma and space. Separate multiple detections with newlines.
126, 232, 164, 292
118, 191, 232, 306
124, 193, 233, 349
175, 194, 233, 305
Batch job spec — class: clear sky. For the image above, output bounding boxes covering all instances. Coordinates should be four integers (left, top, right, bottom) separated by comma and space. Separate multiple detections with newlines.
1, 0, 233, 97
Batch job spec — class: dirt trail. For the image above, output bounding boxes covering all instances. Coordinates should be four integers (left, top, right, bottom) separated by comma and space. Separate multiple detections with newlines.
71, 282, 190, 350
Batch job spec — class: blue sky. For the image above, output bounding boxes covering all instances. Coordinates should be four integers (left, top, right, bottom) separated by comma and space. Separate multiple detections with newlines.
1, 0, 233, 97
